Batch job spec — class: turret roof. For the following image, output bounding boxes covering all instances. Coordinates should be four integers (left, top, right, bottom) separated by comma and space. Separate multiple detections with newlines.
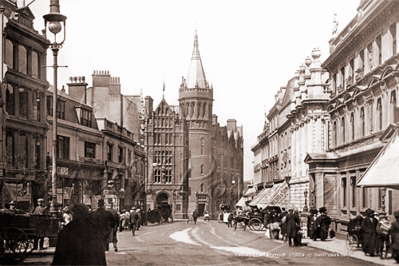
186, 30, 207, 89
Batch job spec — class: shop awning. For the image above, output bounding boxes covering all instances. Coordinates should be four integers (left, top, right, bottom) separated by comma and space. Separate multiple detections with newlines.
250, 181, 289, 209
357, 124, 399, 189
235, 196, 250, 208
248, 187, 272, 206
243, 186, 257, 197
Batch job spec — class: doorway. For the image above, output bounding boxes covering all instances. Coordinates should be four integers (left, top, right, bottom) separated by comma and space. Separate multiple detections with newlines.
156, 193, 169, 208
198, 203, 205, 216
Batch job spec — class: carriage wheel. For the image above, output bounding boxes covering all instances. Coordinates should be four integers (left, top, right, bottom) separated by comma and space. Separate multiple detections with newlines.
346, 234, 358, 251
249, 218, 263, 231
5, 228, 28, 254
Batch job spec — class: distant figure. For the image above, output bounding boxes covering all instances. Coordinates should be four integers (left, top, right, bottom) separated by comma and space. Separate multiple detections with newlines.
285, 209, 299, 247
129, 207, 139, 236
92, 199, 112, 251
52, 204, 106, 265
204, 211, 210, 222
316, 207, 331, 241
307, 207, 318, 240
193, 209, 199, 224
33, 198, 48, 215
136, 209, 142, 230
107, 205, 119, 252
376, 212, 391, 259
362, 208, 377, 256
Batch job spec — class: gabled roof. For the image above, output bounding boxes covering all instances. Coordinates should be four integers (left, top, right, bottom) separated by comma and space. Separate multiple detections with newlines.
186, 30, 207, 89
304, 152, 338, 163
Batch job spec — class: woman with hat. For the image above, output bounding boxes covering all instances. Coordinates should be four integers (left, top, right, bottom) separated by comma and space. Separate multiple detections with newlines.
361, 208, 378, 256
391, 209, 399, 262
307, 208, 318, 240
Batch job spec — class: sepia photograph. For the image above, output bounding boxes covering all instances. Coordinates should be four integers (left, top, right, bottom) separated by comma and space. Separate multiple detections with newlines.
0, 0, 398, 265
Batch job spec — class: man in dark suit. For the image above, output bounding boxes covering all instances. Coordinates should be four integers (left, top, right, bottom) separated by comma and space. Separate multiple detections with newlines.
316, 207, 331, 241
193, 209, 199, 224
285, 208, 299, 246
129, 207, 139, 236
107, 205, 119, 252
307, 207, 318, 240
361, 208, 378, 256
92, 199, 113, 251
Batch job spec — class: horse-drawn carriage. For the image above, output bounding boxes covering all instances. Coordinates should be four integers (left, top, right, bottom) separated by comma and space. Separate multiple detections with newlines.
233, 205, 282, 231
147, 204, 173, 224
0, 212, 60, 254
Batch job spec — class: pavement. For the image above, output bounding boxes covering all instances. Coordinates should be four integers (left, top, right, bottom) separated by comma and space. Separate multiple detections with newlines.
249, 227, 397, 266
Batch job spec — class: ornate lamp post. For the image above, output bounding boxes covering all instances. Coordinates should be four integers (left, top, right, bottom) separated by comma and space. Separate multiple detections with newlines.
303, 189, 308, 212
43, 0, 67, 215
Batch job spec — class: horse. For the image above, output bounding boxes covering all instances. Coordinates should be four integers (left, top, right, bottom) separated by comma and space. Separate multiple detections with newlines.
232, 215, 250, 231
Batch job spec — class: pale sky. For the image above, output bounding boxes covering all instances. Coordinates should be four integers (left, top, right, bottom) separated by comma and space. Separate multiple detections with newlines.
26, 0, 360, 181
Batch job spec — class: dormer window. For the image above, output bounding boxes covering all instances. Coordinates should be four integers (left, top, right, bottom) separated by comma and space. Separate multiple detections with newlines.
81, 109, 92, 127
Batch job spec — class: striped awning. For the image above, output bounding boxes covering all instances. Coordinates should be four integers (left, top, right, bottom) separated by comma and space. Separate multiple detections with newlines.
358, 126, 399, 189
243, 186, 257, 197
248, 187, 272, 206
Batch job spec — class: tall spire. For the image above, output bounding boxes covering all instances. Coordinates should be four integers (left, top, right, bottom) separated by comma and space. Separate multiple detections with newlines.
186, 28, 207, 89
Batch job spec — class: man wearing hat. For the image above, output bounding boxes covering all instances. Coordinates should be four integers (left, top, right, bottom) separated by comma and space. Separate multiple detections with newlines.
136, 209, 142, 231
390, 209, 399, 262
285, 208, 299, 246
8, 200, 17, 213
129, 207, 139, 236
361, 208, 378, 256
315, 207, 331, 241
307, 207, 318, 240
92, 199, 114, 251
33, 198, 48, 215
376, 212, 391, 259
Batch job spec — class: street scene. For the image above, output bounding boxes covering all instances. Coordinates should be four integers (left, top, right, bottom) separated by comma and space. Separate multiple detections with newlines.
1, 0, 399, 265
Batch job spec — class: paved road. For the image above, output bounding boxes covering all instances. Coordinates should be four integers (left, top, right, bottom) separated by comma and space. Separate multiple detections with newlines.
105, 220, 366, 265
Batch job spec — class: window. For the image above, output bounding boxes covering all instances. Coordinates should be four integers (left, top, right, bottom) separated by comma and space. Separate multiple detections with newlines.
36, 92, 41, 122
340, 66, 345, 91
169, 134, 172, 145
367, 42, 373, 71
376, 35, 382, 65
19, 45, 27, 74
349, 58, 354, 85
57, 136, 70, 159
165, 133, 169, 145
201, 138, 204, 155
47, 96, 53, 116
176, 204, 181, 211
332, 73, 337, 94
363, 187, 368, 208
342, 117, 345, 143
391, 91, 397, 123
350, 113, 355, 140
81, 109, 92, 127
107, 144, 113, 161
5, 39, 14, 69
32, 51, 39, 79
351, 176, 356, 208
118, 147, 123, 163
359, 49, 365, 70
377, 98, 382, 131
57, 100, 65, 119
342, 177, 347, 207
6, 130, 14, 167
361, 107, 365, 136
5, 83, 14, 115
200, 183, 204, 192
84, 142, 96, 158
19, 88, 28, 119
155, 169, 161, 183
389, 190, 393, 215
128, 150, 132, 164
200, 164, 204, 175
334, 121, 337, 146
17, 133, 28, 169
166, 169, 172, 183
391, 22, 397, 56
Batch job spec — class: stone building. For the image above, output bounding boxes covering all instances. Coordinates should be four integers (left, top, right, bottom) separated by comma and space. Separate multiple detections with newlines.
67, 73, 145, 211
145, 31, 244, 219
305, 0, 399, 239
0, 1, 49, 210
46, 86, 104, 209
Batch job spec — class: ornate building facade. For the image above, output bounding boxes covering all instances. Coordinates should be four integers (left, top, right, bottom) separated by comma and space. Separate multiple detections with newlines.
0, 1, 50, 210
145, 31, 244, 219
305, 0, 399, 239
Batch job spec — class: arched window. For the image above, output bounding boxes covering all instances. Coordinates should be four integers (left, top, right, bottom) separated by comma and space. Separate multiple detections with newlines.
19, 88, 28, 119
17, 133, 28, 169
350, 113, 355, 141
5, 83, 14, 115
19, 45, 27, 75
201, 138, 204, 155
391, 90, 397, 123
5, 39, 14, 69
6, 130, 14, 167
361, 107, 365, 136
342, 117, 345, 143
32, 51, 39, 78
377, 98, 382, 131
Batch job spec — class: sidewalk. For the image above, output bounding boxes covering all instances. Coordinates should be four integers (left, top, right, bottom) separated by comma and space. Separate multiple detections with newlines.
250, 229, 396, 265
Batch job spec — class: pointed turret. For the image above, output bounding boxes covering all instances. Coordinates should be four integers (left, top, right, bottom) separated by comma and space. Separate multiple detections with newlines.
186, 30, 207, 89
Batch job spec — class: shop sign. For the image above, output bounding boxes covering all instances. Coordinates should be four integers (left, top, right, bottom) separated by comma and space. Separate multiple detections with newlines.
4, 183, 30, 201
269, 182, 289, 206
57, 167, 69, 176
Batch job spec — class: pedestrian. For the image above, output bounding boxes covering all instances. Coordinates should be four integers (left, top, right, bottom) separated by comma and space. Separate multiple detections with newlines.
193, 209, 199, 224
285, 208, 299, 247
136, 209, 142, 230
376, 212, 391, 259
227, 211, 234, 227
307, 207, 318, 240
129, 207, 139, 236
119, 210, 126, 232
390, 209, 399, 262
107, 205, 119, 252
361, 208, 378, 256
316, 207, 331, 241
347, 215, 363, 248
204, 211, 210, 222
280, 208, 288, 242
92, 199, 112, 251
52, 204, 106, 265
32, 198, 48, 250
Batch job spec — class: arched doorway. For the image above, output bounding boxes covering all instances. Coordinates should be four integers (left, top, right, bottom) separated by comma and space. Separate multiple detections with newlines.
156, 192, 169, 208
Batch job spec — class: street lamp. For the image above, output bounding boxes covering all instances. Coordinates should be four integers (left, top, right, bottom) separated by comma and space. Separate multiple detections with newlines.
43, 0, 67, 215
303, 189, 308, 212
